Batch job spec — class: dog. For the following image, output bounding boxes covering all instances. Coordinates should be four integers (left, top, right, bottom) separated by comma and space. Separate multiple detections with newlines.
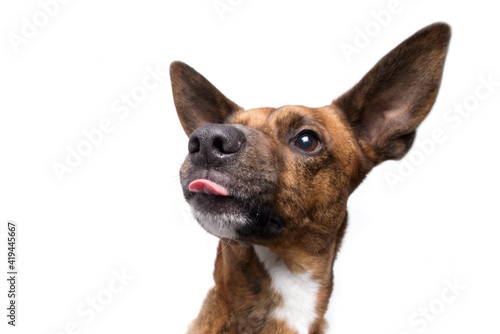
170, 22, 451, 334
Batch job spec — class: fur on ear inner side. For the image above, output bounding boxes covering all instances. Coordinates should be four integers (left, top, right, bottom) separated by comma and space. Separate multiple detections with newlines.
170, 61, 243, 136
335, 22, 451, 164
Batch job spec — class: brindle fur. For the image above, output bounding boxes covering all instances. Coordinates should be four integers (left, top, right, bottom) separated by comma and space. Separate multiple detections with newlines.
170, 23, 451, 334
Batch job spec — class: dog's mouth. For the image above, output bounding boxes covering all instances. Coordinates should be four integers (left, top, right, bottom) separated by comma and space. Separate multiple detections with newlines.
185, 178, 283, 241
189, 179, 231, 196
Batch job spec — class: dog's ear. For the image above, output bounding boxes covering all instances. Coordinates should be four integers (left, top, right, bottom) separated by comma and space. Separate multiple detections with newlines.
335, 23, 451, 164
170, 61, 243, 136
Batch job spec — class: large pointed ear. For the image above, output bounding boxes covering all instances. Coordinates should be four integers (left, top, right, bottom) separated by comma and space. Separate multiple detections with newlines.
335, 23, 451, 164
170, 61, 243, 136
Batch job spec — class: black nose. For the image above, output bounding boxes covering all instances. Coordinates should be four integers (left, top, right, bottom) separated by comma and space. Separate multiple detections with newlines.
188, 124, 246, 167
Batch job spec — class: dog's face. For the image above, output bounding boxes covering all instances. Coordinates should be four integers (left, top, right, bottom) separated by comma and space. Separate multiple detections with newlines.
179, 104, 358, 246
171, 23, 451, 249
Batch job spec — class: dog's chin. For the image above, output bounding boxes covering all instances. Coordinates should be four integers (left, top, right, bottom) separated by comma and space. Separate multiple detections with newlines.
188, 194, 283, 241
192, 208, 248, 239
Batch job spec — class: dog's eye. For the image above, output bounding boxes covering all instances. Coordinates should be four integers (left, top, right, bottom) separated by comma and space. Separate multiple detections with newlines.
295, 131, 320, 152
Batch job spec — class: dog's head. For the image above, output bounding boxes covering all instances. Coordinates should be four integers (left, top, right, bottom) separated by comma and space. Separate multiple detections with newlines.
170, 23, 450, 249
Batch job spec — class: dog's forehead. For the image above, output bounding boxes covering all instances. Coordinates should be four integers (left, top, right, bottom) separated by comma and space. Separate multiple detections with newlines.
228, 105, 351, 138
228, 107, 275, 129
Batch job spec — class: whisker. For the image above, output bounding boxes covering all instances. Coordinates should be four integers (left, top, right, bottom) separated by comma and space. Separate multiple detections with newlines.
217, 238, 232, 255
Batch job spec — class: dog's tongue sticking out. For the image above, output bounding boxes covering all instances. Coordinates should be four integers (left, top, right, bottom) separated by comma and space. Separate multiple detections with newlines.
189, 179, 230, 196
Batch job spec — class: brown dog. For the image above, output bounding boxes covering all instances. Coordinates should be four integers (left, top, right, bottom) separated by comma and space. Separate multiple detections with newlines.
170, 23, 451, 334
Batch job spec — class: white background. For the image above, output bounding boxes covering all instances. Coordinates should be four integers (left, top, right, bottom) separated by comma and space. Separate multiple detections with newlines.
1, 0, 499, 333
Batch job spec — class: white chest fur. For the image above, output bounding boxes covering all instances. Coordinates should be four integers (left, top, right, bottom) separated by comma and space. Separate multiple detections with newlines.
253, 245, 320, 334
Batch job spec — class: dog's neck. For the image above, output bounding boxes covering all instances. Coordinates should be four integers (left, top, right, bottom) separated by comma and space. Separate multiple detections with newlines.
189, 218, 347, 334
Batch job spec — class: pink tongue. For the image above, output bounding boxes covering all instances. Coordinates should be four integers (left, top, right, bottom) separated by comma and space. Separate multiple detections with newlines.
189, 179, 230, 196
